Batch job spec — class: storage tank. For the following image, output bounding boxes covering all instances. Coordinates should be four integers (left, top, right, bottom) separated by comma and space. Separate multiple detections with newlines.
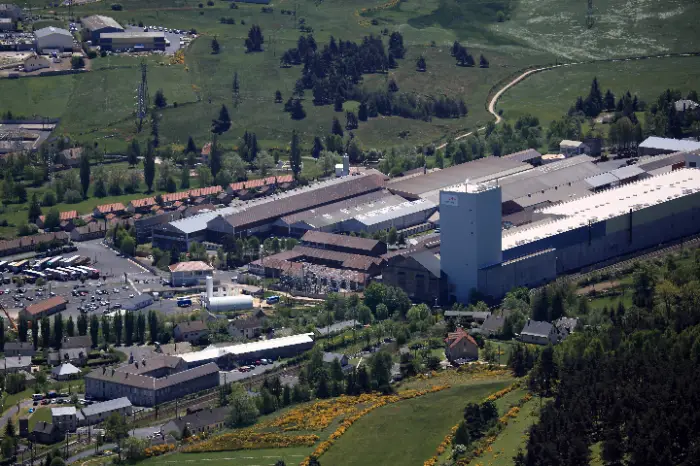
206, 295, 254, 312
206, 275, 214, 299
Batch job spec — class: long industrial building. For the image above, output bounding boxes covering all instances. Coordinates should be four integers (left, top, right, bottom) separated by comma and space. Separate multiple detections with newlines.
440, 168, 700, 301
153, 172, 386, 251
99, 31, 166, 51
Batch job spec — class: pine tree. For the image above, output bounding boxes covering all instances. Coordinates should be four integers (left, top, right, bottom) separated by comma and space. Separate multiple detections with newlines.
331, 117, 343, 137
77, 313, 88, 336
290, 99, 306, 120
211, 36, 220, 54
143, 143, 156, 193
290, 130, 301, 180
479, 54, 489, 68
311, 136, 323, 159
127, 139, 140, 166
358, 101, 368, 121
136, 313, 146, 344
79, 149, 91, 198
180, 165, 190, 189
185, 136, 197, 155
416, 55, 426, 71
52, 314, 63, 349
66, 316, 75, 337
28, 193, 41, 224
90, 314, 99, 348
154, 89, 167, 108
114, 311, 123, 346
232, 71, 240, 107
212, 104, 232, 134
41, 317, 50, 348
18, 314, 28, 342
275, 90, 282, 103
209, 135, 222, 178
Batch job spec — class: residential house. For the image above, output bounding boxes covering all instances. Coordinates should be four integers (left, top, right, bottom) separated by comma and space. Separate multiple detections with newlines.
0, 232, 68, 257
173, 321, 209, 343
51, 407, 77, 432
23, 54, 50, 72
127, 197, 157, 214
93, 203, 125, 218
559, 140, 589, 156
58, 347, 88, 366
160, 406, 228, 438
4, 341, 35, 357
51, 363, 81, 381
228, 316, 263, 339
480, 312, 509, 337
30, 422, 63, 444
58, 147, 83, 168
70, 222, 107, 241
79, 397, 132, 426
444, 328, 478, 362
520, 320, 559, 345
37, 210, 78, 230
322, 352, 353, 373
168, 261, 214, 286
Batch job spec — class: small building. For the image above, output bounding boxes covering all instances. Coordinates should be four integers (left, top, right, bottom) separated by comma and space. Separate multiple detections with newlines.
19, 417, 29, 437
80, 15, 124, 42
99, 31, 166, 52
0, 17, 13, 30
58, 347, 88, 366
23, 54, 50, 72
62, 335, 92, 350
58, 147, 83, 167
71, 222, 107, 241
51, 407, 77, 432
4, 341, 35, 357
638, 136, 700, 156
674, 99, 699, 112
127, 197, 157, 214
30, 422, 63, 444
519, 320, 558, 345
122, 294, 154, 311
228, 317, 263, 339
35, 27, 74, 52
444, 328, 478, 362
173, 321, 209, 343
51, 363, 81, 381
444, 310, 491, 324
160, 407, 228, 438
0, 3, 23, 21
559, 140, 589, 156
0, 355, 32, 373
480, 312, 508, 337
80, 397, 132, 426
322, 352, 353, 373
168, 261, 214, 287
20, 296, 68, 320
93, 202, 125, 218
383, 250, 445, 305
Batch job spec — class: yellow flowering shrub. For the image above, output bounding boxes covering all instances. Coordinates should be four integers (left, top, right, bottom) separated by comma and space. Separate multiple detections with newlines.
183, 432, 319, 453
144, 443, 175, 457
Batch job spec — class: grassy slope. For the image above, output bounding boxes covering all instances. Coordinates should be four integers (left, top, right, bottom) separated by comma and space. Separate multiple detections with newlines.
321, 379, 511, 466
498, 55, 700, 124
29, 407, 53, 430
140, 447, 311, 466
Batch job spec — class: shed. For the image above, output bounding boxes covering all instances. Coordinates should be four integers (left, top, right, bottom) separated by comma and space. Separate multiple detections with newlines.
35, 27, 74, 52
51, 363, 81, 381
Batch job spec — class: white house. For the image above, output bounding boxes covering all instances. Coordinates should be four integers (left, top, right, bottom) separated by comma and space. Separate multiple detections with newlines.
23, 54, 50, 72
35, 27, 74, 52
559, 140, 589, 156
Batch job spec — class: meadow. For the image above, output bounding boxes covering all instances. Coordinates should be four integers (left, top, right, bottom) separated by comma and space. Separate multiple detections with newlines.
1, 0, 697, 152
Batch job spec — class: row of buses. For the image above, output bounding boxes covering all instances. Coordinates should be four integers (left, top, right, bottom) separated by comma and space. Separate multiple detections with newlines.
0, 255, 100, 283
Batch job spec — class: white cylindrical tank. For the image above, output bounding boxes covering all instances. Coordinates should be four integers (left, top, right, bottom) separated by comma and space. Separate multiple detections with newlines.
207, 295, 254, 312
206, 275, 213, 299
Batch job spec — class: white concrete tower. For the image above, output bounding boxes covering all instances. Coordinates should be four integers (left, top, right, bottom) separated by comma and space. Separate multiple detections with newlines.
439, 180, 502, 303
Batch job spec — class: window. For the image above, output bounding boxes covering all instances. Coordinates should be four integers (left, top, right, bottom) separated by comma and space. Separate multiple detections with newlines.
690, 161, 697, 168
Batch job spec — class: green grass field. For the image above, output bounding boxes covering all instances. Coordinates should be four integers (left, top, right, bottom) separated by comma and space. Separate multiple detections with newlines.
28, 407, 53, 430
321, 379, 511, 466
497, 55, 700, 124
475, 396, 539, 466
140, 447, 311, 466
2, 0, 697, 153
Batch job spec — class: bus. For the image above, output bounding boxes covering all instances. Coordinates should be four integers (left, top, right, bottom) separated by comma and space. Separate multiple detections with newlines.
62, 255, 81, 267
45, 268, 68, 281
56, 267, 78, 279
46, 256, 63, 268
66, 267, 87, 278
24, 270, 46, 283
76, 266, 99, 279
10, 259, 29, 272
74, 256, 90, 266
33, 257, 52, 270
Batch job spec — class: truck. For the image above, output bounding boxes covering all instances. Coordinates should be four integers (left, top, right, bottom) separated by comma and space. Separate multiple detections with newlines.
177, 298, 192, 307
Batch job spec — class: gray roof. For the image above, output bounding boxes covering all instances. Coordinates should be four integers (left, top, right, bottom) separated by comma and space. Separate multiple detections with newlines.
285, 193, 406, 229
81, 15, 123, 31
85, 362, 219, 390
609, 165, 644, 180
4, 341, 34, 350
521, 320, 553, 338
315, 319, 357, 335
163, 407, 228, 432
501, 149, 542, 163
352, 199, 437, 227
62, 335, 92, 349
0, 356, 32, 368
322, 352, 347, 364
584, 172, 619, 189
639, 137, 700, 152
636, 152, 687, 172
511, 180, 591, 210
51, 407, 76, 417
51, 363, 81, 376
444, 310, 491, 320
59, 347, 87, 360
32, 421, 57, 435
410, 250, 441, 277
123, 294, 153, 309
81, 397, 131, 417
481, 313, 507, 334
175, 321, 207, 333
35, 26, 72, 38
388, 157, 532, 197
101, 31, 164, 39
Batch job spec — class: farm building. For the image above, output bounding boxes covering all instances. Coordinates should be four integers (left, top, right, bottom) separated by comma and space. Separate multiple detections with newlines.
99, 31, 166, 51
638, 137, 700, 156
80, 15, 123, 42
34, 27, 74, 52
559, 140, 589, 156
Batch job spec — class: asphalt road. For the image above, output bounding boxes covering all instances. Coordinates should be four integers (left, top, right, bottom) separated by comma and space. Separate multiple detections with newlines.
66, 443, 116, 464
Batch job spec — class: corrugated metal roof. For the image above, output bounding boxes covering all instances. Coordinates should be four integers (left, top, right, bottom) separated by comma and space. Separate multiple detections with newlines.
353, 199, 437, 226
283, 192, 404, 228
35, 27, 72, 37
585, 172, 619, 189
639, 137, 700, 152
501, 149, 542, 163
179, 333, 315, 363
81, 15, 123, 31
80, 397, 131, 417
610, 165, 644, 180
388, 157, 532, 197
301, 231, 381, 252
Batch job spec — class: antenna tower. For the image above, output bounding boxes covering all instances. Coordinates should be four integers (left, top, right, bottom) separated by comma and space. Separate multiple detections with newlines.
136, 62, 149, 133
586, 0, 595, 29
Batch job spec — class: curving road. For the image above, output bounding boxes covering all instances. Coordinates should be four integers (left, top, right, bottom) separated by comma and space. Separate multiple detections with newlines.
436, 62, 581, 150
